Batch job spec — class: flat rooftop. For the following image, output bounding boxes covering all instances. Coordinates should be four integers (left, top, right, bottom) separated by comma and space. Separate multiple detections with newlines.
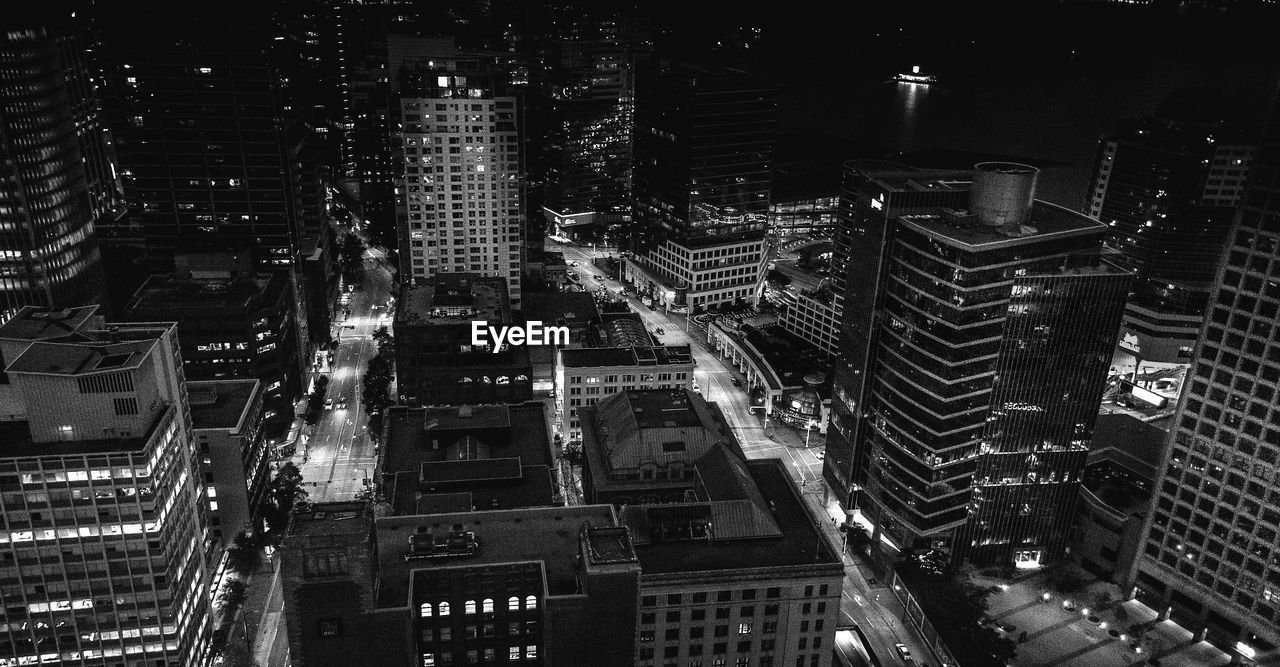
0, 306, 101, 342
630, 460, 840, 574
289, 502, 372, 540
520, 291, 600, 327
625, 389, 702, 429
846, 162, 974, 192
128, 273, 279, 312
374, 505, 618, 607
188, 379, 260, 430
396, 274, 508, 326
899, 200, 1106, 252
560, 345, 693, 369
5, 339, 156, 376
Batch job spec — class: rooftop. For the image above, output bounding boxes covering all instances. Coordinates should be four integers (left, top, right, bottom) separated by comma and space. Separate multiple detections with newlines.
5, 339, 156, 376
288, 501, 374, 540
374, 505, 618, 607
899, 200, 1106, 252
127, 273, 281, 313
845, 161, 974, 192
628, 459, 840, 574
188, 379, 260, 431
396, 274, 509, 326
520, 291, 600, 329
560, 345, 693, 369
0, 306, 101, 342
598, 314, 652, 348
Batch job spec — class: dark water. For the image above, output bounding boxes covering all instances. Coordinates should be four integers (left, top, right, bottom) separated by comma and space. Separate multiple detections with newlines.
656, 1, 1280, 209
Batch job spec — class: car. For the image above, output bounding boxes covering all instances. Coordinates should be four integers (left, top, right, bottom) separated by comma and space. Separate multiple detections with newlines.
343, 324, 356, 329
731, 377, 742, 387
593, 274, 604, 281
895, 643, 912, 661
815, 451, 825, 460
655, 328, 664, 335
570, 261, 580, 267
866, 577, 878, 586
997, 622, 1017, 634
337, 398, 348, 410
324, 398, 334, 410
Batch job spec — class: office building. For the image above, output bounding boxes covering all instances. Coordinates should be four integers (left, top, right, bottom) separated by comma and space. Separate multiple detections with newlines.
822, 163, 972, 508
625, 60, 776, 313
124, 253, 303, 438
0, 305, 210, 666
394, 274, 532, 406
533, 1, 636, 242
99, 12, 299, 272
189, 379, 268, 549
557, 344, 694, 445
827, 163, 1128, 566
1087, 89, 1256, 363
1129, 96, 1280, 661
0, 26, 108, 317
396, 52, 525, 308
280, 502, 641, 667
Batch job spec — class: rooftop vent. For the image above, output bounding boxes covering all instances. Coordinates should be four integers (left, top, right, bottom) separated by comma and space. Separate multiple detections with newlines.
458, 405, 473, 418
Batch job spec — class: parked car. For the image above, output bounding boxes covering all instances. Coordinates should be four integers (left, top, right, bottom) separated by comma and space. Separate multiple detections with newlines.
655, 328, 665, 335
895, 643, 912, 662
731, 377, 742, 387
324, 398, 334, 410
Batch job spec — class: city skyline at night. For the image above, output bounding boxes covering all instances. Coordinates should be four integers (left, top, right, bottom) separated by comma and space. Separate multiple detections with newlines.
2, 2, 1279, 667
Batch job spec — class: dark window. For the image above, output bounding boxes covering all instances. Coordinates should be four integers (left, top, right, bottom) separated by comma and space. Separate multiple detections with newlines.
318, 619, 341, 638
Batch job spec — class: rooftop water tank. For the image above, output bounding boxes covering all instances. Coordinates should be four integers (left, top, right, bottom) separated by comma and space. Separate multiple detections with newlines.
970, 162, 1039, 227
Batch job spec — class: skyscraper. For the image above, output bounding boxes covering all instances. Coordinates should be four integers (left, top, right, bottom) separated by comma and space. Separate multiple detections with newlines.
0, 306, 211, 666
823, 162, 972, 513
0, 26, 108, 318
99, 11, 299, 273
624, 60, 776, 312
1087, 89, 1256, 364
1129, 91, 1280, 662
831, 163, 1129, 565
532, 1, 636, 242
396, 54, 526, 307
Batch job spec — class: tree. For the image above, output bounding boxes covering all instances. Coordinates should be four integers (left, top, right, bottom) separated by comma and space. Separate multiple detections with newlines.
225, 531, 261, 576
563, 440, 584, 467
1045, 563, 1089, 594
339, 234, 366, 285
216, 579, 247, 613
271, 462, 306, 510
895, 558, 1017, 667
372, 326, 395, 357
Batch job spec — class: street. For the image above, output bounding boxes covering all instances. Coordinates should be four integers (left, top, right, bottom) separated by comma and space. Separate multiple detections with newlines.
553, 240, 937, 667
296, 248, 393, 503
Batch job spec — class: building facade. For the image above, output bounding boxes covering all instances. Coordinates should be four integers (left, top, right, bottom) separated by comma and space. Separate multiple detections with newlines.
1129, 95, 1280, 663
124, 254, 303, 437
1087, 95, 1255, 364
623, 234, 769, 312
189, 379, 268, 550
0, 306, 210, 666
833, 163, 1129, 565
822, 163, 972, 510
556, 346, 694, 445
0, 26, 108, 318
397, 56, 525, 308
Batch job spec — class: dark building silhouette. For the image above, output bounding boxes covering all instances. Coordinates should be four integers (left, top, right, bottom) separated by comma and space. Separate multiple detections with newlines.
124, 252, 304, 439
1129, 89, 1280, 664
98, 11, 299, 272
1087, 88, 1256, 363
0, 25, 108, 318
532, 1, 638, 242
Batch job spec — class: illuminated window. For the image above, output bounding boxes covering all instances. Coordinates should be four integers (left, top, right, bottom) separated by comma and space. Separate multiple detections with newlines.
420, 603, 433, 617
526, 646, 537, 659
439, 602, 450, 616
508, 597, 520, 611
465, 600, 477, 615
525, 595, 537, 610
482, 598, 494, 613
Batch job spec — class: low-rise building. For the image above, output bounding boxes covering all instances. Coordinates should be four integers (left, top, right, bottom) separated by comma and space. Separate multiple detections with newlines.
1075, 413, 1166, 583
556, 346, 694, 446
188, 379, 268, 548
280, 502, 641, 667
394, 273, 532, 406
624, 233, 769, 313
379, 402, 557, 513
